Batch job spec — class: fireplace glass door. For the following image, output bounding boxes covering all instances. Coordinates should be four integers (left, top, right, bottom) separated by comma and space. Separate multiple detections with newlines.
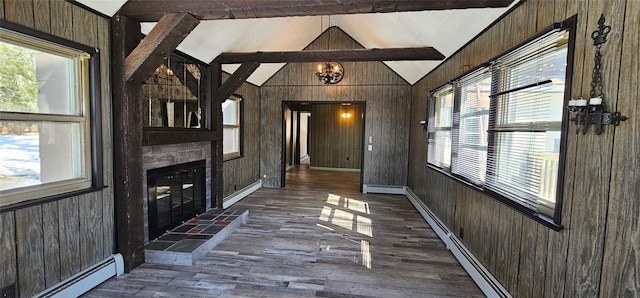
148, 160, 206, 240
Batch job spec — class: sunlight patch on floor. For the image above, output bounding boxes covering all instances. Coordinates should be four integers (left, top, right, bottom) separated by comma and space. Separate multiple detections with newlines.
319, 194, 374, 269
331, 209, 354, 230
361, 240, 371, 269
356, 215, 372, 237
327, 194, 340, 205
345, 198, 369, 214
316, 223, 334, 231
319, 206, 332, 222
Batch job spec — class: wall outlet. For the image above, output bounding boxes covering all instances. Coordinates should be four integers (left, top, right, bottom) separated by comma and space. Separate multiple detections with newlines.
1, 283, 16, 298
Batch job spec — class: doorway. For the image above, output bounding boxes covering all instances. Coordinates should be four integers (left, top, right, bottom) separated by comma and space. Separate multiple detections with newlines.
281, 101, 365, 189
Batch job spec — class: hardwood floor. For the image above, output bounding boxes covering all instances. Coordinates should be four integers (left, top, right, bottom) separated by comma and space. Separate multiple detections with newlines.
85, 167, 483, 297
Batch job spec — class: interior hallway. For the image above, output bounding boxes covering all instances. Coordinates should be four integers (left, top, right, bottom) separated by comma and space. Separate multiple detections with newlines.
85, 167, 482, 297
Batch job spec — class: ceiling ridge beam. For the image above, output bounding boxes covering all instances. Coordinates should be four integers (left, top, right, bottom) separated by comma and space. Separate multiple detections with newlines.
216, 62, 260, 102
120, 0, 514, 22
124, 12, 199, 83
213, 47, 445, 64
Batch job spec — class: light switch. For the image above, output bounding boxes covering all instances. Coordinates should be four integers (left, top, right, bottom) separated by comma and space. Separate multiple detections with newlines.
368, 136, 373, 144
368, 144, 372, 151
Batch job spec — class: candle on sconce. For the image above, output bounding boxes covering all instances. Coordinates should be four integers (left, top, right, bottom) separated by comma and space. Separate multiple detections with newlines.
575, 98, 588, 106
589, 97, 603, 105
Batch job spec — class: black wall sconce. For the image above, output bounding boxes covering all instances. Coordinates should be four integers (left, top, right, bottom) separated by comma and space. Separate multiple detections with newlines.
568, 14, 627, 134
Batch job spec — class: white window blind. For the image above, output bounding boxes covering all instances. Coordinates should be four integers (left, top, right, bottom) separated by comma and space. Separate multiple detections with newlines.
451, 68, 491, 184
427, 86, 453, 169
486, 29, 569, 216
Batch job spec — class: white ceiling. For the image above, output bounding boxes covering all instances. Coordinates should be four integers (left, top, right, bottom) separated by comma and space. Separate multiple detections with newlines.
77, 0, 518, 85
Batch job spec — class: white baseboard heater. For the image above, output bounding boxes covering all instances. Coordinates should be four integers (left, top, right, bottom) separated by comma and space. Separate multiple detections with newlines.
34, 253, 124, 298
404, 188, 512, 298
223, 179, 262, 209
362, 184, 406, 194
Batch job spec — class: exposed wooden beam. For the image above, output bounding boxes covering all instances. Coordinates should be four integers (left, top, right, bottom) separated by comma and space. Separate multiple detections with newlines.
111, 15, 145, 272
216, 62, 260, 102
210, 62, 224, 209
124, 12, 199, 83
119, 0, 514, 22
213, 47, 445, 64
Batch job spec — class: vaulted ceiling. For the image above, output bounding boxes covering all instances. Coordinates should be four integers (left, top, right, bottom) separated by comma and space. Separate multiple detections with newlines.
76, 0, 519, 85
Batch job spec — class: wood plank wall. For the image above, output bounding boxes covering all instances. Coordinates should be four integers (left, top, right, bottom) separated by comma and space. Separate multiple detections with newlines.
0, 1, 114, 297
309, 103, 364, 169
407, 0, 639, 296
261, 27, 411, 187
222, 74, 261, 198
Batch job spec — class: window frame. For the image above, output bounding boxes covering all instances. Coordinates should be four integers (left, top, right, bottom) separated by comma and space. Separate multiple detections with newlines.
0, 21, 103, 210
427, 85, 453, 170
425, 16, 577, 230
222, 94, 243, 160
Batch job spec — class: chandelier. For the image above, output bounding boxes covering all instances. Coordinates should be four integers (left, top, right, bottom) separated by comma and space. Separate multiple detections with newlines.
315, 62, 344, 84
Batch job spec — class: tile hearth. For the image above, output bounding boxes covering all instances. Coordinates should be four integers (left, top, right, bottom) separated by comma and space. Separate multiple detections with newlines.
144, 208, 248, 266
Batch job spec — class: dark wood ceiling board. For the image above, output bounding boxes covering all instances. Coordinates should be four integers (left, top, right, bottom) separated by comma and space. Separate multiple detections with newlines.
213, 47, 445, 63
119, 0, 514, 22
124, 12, 199, 83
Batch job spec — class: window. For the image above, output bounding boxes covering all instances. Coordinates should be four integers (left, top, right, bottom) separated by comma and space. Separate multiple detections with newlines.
427, 86, 453, 169
222, 94, 242, 159
452, 69, 491, 184
0, 24, 101, 206
486, 29, 569, 218
426, 18, 575, 227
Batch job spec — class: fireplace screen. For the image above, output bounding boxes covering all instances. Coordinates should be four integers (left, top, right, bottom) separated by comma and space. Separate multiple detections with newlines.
148, 160, 206, 240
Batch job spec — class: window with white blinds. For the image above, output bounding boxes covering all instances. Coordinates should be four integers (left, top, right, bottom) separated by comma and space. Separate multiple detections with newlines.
451, 68, 491, 184
486, 29, 569, 217
425, 18, 574, 226
427, 86, 453, 169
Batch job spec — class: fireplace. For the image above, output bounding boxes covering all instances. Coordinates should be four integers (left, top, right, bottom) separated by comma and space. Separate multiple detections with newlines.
147, 160, 206, 240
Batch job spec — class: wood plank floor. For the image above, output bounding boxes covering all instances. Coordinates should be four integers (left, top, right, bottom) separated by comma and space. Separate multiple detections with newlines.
85, 166, 483, 297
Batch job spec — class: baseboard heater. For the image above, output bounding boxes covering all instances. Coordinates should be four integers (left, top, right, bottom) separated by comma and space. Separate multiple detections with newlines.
405, 188, 512, 298
34, 253, 124, 298
362, 184, 405, 194
222, 179, 262, 209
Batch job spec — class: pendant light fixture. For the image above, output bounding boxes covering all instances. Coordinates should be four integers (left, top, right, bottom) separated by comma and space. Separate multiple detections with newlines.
315, 15, 344, 85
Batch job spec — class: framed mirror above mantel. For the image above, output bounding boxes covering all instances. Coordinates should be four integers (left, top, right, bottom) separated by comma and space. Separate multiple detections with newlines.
141, 51, 215, 146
